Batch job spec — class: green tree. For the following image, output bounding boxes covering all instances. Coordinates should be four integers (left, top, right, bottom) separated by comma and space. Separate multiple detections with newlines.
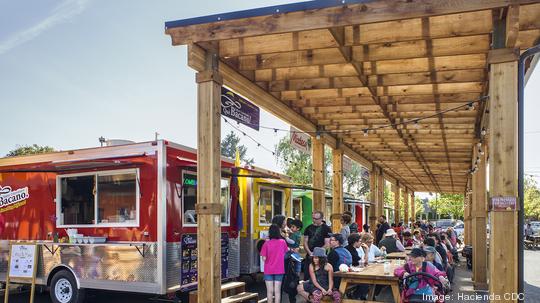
220, 131, 254, 165
6, 144, 55, 157
344, 163, 370, 198
524, 176, 540, 219
429, 193, 464, 219
414, 196, 425, 220
275, 135, 313, 185
275, 135, 369, 198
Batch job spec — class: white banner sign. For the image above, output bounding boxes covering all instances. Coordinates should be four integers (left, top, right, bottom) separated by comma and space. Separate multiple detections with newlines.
343, 156, 352, 174
290, 126, 310, 154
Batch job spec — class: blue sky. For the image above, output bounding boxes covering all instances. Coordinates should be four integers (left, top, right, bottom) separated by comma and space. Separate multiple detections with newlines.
1, 0, 540, 191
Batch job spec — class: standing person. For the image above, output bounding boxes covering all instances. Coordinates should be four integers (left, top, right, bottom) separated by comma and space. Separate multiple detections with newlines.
375, 215, 390, 245
362, 223, 370, 233
297, 247, 342, 303
288, 219, 304, 273
344, 211, 359, 234
340, 213, 352, 246
304, 211, 332, 276
260, 224, 289, 303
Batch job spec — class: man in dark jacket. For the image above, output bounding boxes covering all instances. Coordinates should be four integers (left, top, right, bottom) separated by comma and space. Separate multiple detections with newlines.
375, 215, 390, 245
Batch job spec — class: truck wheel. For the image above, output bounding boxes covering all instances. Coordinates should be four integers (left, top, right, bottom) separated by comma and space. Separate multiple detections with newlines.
50, 270, 85, 303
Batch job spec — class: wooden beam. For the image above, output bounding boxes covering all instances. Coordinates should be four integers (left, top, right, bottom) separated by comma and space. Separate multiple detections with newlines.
369, 165, 379, 231
196, 50, 222, 303
506, 5, 520, 48
332, 149, 344, 233
410, 192, 416, 222
188, 44, 383, 173
165, 0, 537, 45
312, 137, 325, 213
488, 60, 518, 300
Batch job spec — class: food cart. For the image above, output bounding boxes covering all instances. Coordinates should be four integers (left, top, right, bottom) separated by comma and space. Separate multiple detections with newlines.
236, 168, 318, 275
0, 140, 249, 302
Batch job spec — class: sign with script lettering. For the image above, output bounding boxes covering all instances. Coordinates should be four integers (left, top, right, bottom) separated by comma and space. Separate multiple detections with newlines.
221, 87, 260, 130
490, 196, 517, 211
290, 126, 310, 154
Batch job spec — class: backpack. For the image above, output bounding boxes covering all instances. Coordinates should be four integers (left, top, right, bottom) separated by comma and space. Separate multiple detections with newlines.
282, 252, 299, 295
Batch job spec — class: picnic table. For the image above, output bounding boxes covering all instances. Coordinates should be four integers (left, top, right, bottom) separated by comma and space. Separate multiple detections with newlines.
386, 251, 408, 260
525, 235, 540, 249
334, 260, 403, 303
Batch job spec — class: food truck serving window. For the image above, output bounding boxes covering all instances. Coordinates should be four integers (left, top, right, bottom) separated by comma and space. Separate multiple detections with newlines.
259, 187, 284, 225
182, 172, 230, 226
57, 168, 139, 227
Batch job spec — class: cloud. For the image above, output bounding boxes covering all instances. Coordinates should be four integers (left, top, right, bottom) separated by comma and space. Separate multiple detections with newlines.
0, 0, 91, 55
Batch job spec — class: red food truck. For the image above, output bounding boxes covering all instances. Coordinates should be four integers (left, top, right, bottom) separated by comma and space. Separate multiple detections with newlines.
0, 140, 253, 303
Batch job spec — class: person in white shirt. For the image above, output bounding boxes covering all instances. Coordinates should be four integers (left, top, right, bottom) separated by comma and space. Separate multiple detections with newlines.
358, 233, 383, 263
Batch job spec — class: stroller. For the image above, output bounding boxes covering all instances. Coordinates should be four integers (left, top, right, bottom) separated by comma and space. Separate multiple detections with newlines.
400, 263, 449, 303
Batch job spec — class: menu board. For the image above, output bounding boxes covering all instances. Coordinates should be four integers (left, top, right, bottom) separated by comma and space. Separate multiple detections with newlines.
180, 233, 229, 288
8, 244, 37, 279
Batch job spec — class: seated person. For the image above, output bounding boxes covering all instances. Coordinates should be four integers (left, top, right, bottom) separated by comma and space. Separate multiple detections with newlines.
402, 231, 414, 247
359, 233, 382, 263
394, 248, 448, 301
345, 233, 362, 266
424, 246, 445, 271
378, 229, 405, 253
297, 247, 342, 303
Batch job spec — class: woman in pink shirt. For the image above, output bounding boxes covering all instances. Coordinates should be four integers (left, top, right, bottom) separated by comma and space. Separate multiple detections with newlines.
260, 224, 289, 303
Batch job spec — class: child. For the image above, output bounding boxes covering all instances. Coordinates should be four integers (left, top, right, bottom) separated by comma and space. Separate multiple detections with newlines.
297, 247, 342, 303
260, 224, 289, 303
394, 248, 447, 303
288, 219, 303, 273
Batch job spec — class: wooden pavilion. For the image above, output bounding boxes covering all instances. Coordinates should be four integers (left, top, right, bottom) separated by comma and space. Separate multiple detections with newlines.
165, 1, 540, 302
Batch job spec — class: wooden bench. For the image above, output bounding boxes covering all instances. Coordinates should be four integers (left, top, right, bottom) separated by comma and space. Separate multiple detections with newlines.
189, 281, 246, 303
221, 292, 258, 303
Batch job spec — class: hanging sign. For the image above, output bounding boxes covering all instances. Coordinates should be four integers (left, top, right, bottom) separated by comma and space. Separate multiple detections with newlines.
361, 167, 370, 180
221, 87, 260, 130
290, 126, 310, 154
343, 156, 352, 174
490, 196, 517, 211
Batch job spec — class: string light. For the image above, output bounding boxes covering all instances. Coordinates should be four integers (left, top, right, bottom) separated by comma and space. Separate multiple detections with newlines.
414, 120, 420, 129
363, 129, 368, 137
481, 127, 487, 136
225, 95, 488, 136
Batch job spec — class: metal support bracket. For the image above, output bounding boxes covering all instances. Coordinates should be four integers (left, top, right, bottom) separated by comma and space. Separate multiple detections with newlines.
130, 243, 148, 257
43, 244, 60, 256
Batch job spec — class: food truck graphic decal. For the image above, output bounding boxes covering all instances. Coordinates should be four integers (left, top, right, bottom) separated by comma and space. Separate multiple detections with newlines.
0, 185, 29, 212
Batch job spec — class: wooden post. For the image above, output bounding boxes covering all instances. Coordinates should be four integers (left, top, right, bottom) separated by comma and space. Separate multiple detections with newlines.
369, 165, 378, 231
377, 168, 385, 220
411, 192, 416, 223
312, 137, 325, 214
464, 191, 472, 246
472, 146, 488, 289
196, 50, 222, 303
331, 149, 344, 233
393, 183, 400, 225
488, 59, 518, 300
403, 188, 409, 226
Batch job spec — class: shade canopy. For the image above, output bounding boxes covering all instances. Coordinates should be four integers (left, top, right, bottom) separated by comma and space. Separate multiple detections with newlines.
166, 0, 540, 193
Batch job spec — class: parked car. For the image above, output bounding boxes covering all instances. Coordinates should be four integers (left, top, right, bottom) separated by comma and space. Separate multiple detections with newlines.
435, 219, 454, 231
453, 222, 464, 237
530, 221, 540, 234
